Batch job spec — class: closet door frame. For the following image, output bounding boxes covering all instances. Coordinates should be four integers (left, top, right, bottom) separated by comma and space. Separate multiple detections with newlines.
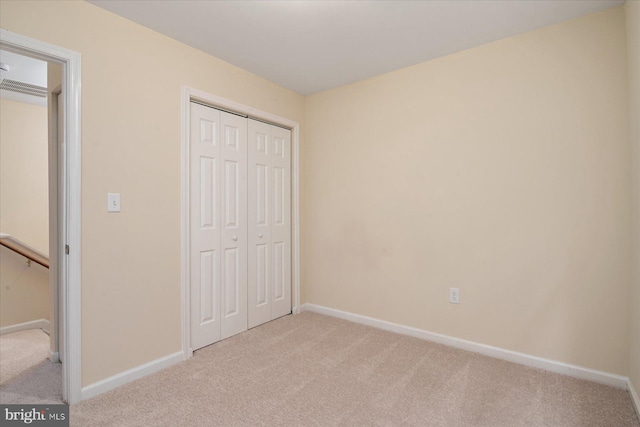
180, 86, 301, 359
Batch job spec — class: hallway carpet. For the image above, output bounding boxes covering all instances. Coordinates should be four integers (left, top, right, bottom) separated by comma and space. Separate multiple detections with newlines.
0, 328, 63, 404
71, 312, 639, 426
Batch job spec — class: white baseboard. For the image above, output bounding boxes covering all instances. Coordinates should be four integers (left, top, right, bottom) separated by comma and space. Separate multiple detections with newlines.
300, 303, 629, 390
629, 378, 640, 420
0, 318, 50, 336
81, 351, 185, 401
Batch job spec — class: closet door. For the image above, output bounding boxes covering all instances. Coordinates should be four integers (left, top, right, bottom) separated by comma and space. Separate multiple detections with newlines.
248, 120, 291, 329
190, 102, 248, 350
190, 102, 222, 350
220, 112, 248, 340
269, 125, 291, 320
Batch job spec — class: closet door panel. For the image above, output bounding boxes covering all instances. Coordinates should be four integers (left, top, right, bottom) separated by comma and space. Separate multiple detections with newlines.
220, 111, 248, 340
190, 103, 222, 350
248, 120, 291, 328
270, 126, 291, 320
248, 119, 273, 328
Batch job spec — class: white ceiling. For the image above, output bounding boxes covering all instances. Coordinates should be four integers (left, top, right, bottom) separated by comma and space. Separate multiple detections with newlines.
89, 0, 624, 95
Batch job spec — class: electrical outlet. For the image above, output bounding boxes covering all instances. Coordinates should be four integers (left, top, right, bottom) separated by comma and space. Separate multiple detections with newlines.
449, 288, 460, 304
108, 193, 121, 212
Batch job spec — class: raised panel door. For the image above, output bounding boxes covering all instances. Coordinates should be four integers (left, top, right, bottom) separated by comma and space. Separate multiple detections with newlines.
219, 112, 248, 340
248, 120, 291, 328
190, 103, 222, 350
269, 126, 291, 320
248, 119, 272, 328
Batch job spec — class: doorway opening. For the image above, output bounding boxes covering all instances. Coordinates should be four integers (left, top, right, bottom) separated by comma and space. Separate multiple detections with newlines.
0, 48, 61, 403
0, 29, 82, 404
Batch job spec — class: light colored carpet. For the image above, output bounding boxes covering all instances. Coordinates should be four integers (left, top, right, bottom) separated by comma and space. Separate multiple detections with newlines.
0, 328, 63, 404
71, 312, 639, 426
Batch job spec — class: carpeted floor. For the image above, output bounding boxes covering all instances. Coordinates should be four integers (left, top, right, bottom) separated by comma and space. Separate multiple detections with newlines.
0, 328, 63, 404
71, 312, 639, 426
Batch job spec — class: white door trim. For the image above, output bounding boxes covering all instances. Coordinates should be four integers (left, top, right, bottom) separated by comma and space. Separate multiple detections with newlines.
0, 29, 82, 404
181, 86, 300, 359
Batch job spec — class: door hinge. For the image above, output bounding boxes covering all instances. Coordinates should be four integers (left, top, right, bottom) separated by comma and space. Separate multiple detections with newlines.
65, 244, 70, 255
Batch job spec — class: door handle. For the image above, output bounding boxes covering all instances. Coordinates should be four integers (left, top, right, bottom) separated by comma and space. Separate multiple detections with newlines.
232, 236, 238, 241
258, 233, 263, 238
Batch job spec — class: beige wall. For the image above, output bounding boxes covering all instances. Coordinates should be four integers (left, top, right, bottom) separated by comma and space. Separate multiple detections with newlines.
0, 246, 50, 328
304, 7, 630, 375
626, 0, 640, 395
0, 99, 49, 255
0, 0, 305, 386
0, 98, 49, 331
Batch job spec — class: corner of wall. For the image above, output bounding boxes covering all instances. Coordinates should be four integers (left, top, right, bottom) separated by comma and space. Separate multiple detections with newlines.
625, 0, 640, 413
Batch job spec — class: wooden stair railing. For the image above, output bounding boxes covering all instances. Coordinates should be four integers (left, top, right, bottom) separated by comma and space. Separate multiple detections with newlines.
0, 233, 49, 268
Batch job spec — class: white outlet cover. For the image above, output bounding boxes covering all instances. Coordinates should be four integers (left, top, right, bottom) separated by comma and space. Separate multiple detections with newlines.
449, 288, 460, 304
107, 193, 121, 212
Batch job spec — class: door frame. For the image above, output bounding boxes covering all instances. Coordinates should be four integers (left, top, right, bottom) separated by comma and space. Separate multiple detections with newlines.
180, 86, 300, 358
0, 29, 82, 404
49, 87, 62, 364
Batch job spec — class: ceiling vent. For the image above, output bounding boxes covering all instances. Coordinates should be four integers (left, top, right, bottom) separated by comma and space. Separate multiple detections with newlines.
0, 79, 47, 98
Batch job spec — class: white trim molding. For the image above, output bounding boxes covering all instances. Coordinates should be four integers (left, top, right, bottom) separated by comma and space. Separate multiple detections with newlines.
0, 319, 50, 336
81, 351, 185, 401
0, 29, 82, 404
300, 303, 630, 390
42, 319, 50, 334
180, 86, 301, 359
629, 378, 640, 420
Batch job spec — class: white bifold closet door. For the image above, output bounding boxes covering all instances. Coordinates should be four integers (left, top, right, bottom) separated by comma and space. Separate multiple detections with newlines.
190, 102, 248, 350
248, 119, 291, 329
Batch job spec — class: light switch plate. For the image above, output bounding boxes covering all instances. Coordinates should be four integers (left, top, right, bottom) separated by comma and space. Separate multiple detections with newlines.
107, 193, 121, 212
